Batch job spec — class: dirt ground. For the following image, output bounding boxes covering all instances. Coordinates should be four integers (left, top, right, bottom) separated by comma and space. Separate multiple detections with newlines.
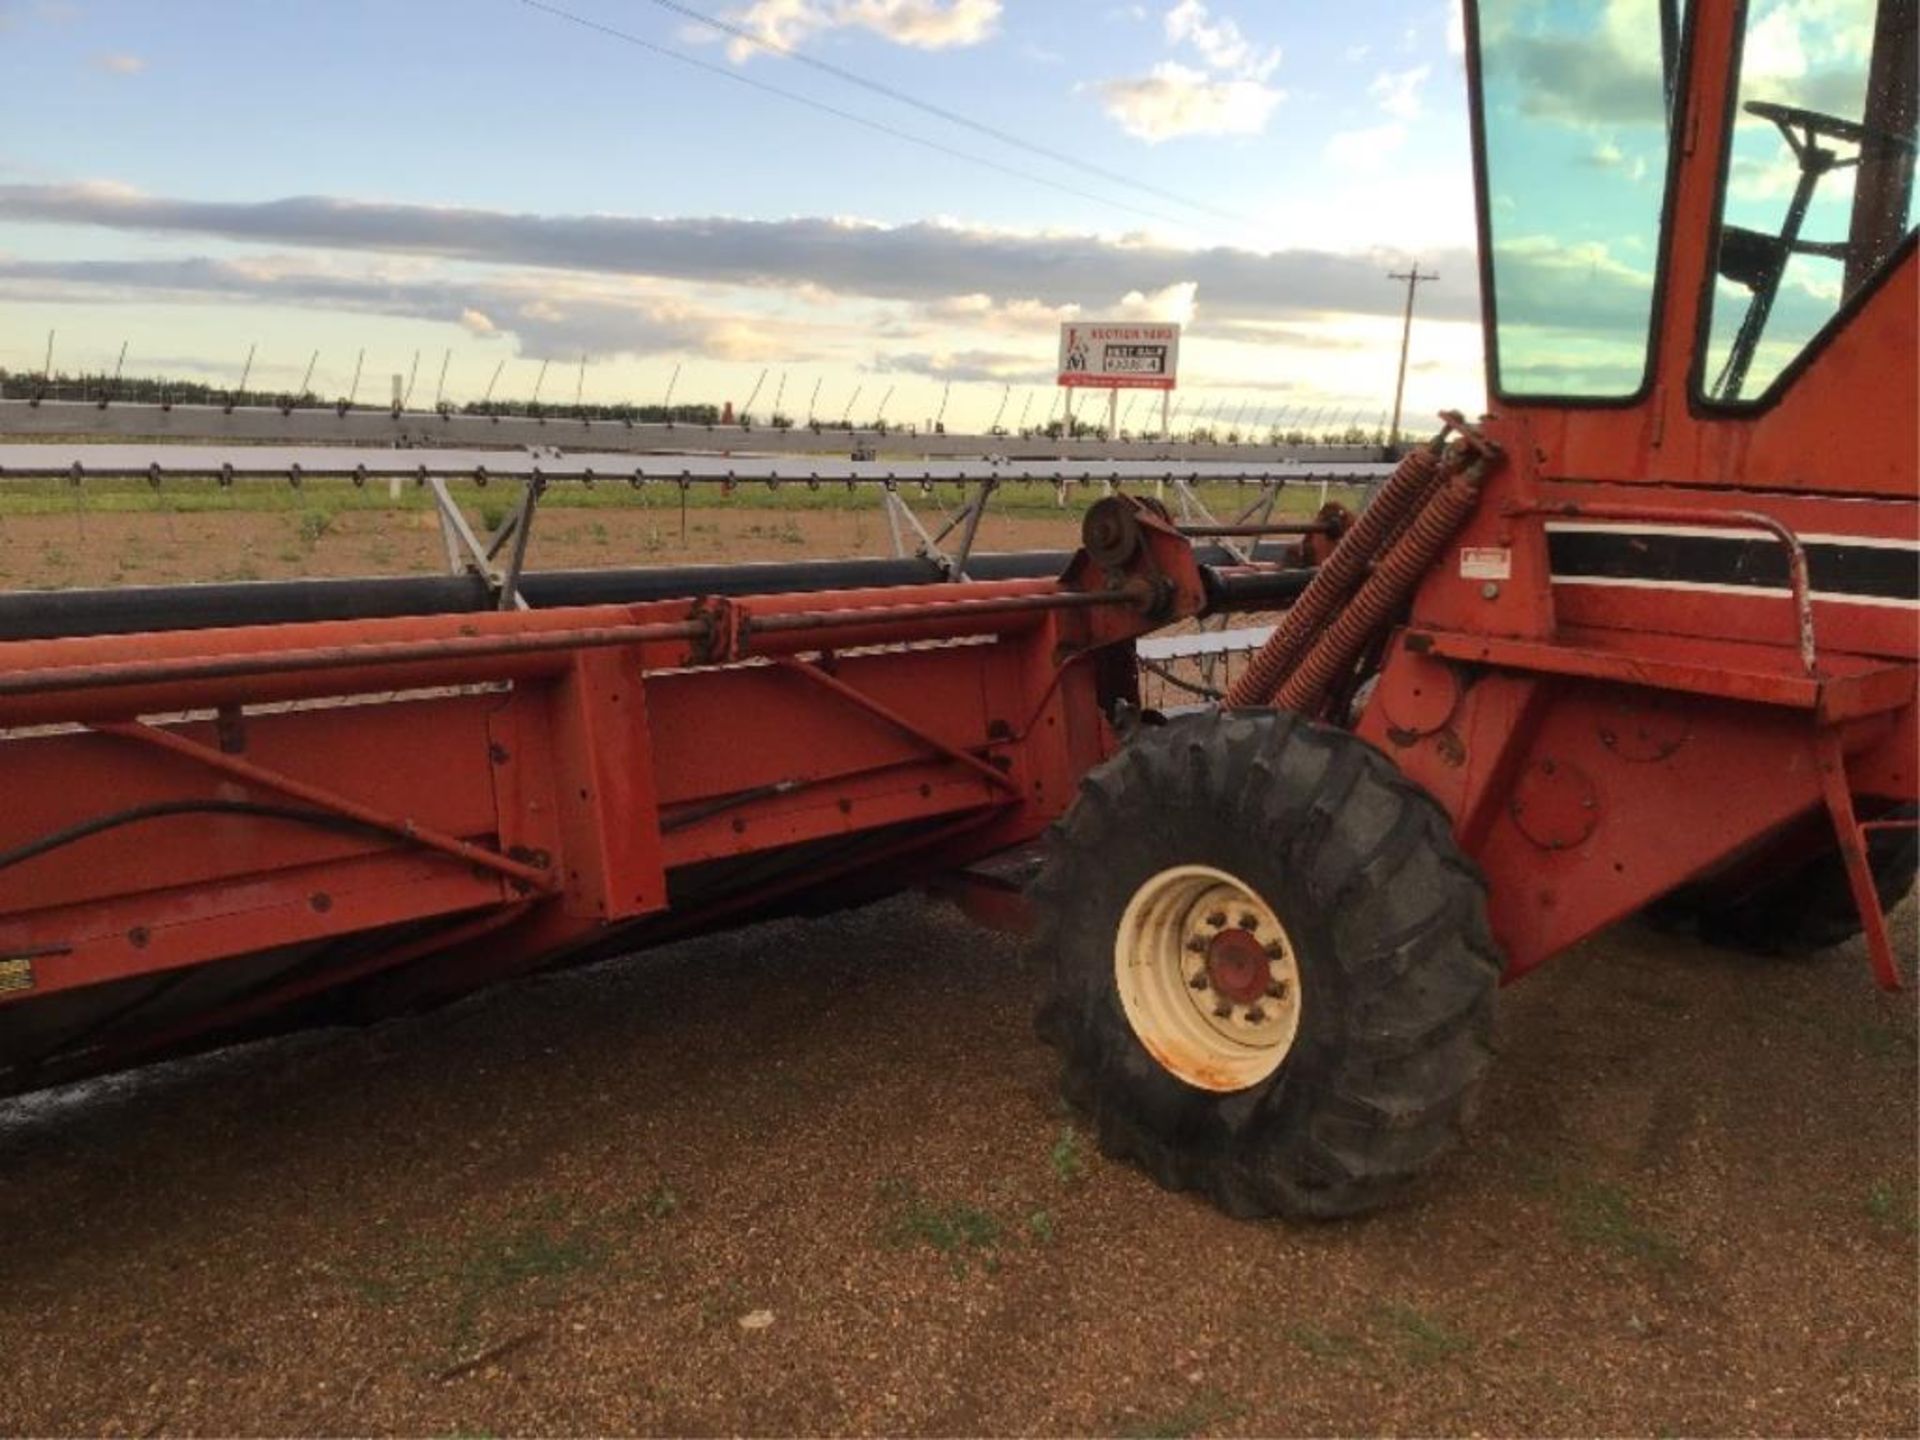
0, 501, 1087, 590
0, 497, 1914, 1437
0, 896, 1914, 1438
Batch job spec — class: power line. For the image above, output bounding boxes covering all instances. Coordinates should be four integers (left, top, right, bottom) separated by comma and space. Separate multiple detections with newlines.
638, 0, 1244, 225
515, 0, 1194, 228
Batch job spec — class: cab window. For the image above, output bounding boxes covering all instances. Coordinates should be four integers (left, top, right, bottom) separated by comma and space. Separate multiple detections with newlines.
1474, 0, 1680, 398
1702, 0, 1917, 402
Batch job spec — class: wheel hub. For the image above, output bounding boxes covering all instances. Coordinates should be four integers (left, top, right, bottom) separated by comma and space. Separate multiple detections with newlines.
1114, 863, 1304, 1092
1205, 929, 1271, 1006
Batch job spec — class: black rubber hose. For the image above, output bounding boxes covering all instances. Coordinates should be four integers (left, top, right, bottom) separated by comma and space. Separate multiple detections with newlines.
0, 801, 394, 876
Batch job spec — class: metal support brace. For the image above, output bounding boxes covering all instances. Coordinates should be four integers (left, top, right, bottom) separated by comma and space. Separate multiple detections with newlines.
881, 485, 952, 573
427, 473, 544, 610
878, 476, 996, 580
882, 484, 910, 559
1815, 729, 1904, 992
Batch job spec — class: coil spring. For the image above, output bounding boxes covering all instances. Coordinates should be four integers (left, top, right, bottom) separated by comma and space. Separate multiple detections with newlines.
1273, 459, 1488, 716
1223, 445, 1441, 708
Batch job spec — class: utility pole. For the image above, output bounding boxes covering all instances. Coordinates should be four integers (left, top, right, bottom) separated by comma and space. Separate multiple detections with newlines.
1387, 265, 1438, 448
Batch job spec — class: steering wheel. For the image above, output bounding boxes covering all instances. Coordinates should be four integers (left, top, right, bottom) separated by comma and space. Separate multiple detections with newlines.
1745, 100, 1917, 156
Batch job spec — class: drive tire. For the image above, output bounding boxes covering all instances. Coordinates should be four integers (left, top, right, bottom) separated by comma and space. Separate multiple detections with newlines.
1030, 710, 1501, 1220
1687, 807, 1918, 955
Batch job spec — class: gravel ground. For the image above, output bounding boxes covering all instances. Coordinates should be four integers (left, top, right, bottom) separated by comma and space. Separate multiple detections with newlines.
0, 895, 1914, 1437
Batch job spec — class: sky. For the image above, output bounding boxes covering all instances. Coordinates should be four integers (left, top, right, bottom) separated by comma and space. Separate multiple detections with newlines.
10, 0, 1879, 433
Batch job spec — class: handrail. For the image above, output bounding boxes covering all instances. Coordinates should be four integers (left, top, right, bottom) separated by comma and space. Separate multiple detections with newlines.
1505, 501, 1818, 676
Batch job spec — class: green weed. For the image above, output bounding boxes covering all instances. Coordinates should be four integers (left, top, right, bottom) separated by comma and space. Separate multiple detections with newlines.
1865, 1180, 1918, 1233
1378, 1302, 1472, 1366
1117, 1390, 1243, 1439
295, 508, 334, 547
1049, 1124, 1086, 1184
1561, 1179, 1683, 1267
1285, 1322, 1361, 1361
879, 1179, 1002, 1272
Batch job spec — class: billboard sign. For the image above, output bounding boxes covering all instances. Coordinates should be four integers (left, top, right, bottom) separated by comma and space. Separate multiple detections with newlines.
1057, 323, 1181, 390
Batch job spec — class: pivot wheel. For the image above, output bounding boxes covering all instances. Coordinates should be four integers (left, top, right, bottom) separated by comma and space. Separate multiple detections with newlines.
1031, 710, 1501, 1220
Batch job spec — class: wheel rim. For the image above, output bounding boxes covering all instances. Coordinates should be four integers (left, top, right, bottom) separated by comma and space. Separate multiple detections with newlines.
1113, 863, 1303, 1093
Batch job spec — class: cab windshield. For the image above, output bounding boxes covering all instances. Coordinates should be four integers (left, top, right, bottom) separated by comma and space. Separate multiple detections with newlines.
1471, 0, 1917, 403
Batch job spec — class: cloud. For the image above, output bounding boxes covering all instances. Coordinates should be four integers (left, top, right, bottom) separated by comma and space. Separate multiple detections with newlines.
1094, 61, 1281, 141
1164, 0, 1279, 81
93, 52, 147, 74
1368, 64, 1430, 121
720, 0, 1000, 61
0, 253, 820, 361
1093, 1, 1281, 141
1324, 122, 1407, 171
872, 348, 1054, 384
1583, 138, 1649, 182
922, 292, 1082, 331
1492, 33, 1664, 128
0, 182, 1482, 325
1213, 318, 1370, 350
458, 307, 501, 338
1113, 279, 1198, 325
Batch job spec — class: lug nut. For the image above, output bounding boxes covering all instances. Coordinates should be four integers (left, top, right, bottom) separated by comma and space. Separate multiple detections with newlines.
1267, 980, 1287, 999
1190, 972, 1210, 990
1245, 1006, 1266, 1024
1238, 912, 1258, 930
1264, 942, 1284, 959
1212, 1001, 1233, 1018
1206, 910, 1227, 928
1186, 935, 1207, 954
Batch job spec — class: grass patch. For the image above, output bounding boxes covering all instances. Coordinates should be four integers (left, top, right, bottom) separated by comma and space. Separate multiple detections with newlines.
295, 507, 334, 547
448, 1217, 604, 1302
345, 1186, 680, 1357
1285, 1322, 1362, 1362
1117, 1389, 1244, 1439
1378, 1302, 1472, 1367
878, 1179, 1002, 1273
1561, 1179, 1684, 1267
1865, 1180, 1917, 1234
1856, 1022, 1910, 1062
1049, 1124, 1086, 1184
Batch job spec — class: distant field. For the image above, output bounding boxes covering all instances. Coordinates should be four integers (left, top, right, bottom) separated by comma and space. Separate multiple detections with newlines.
0, 480, 1354, 595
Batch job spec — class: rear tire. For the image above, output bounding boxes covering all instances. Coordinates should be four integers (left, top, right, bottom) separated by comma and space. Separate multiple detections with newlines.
1030, 710, 1501, 1220
1677, 807, 1918, 955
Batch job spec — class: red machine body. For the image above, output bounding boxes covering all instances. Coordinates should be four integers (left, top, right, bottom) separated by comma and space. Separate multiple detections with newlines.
0, 0, 1911, 1122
